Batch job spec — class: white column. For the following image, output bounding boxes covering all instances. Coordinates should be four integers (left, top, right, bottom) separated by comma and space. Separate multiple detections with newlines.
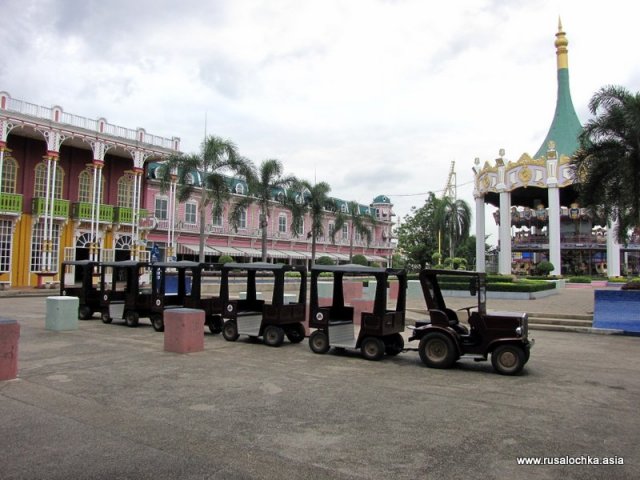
498, 191, 511, 275
606, 220, 621, 277
547, 186, 561, 276
475, 194, 485, 272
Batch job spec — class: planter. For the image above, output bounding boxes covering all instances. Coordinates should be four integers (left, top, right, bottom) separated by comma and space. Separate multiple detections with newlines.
593, 290, 640, 334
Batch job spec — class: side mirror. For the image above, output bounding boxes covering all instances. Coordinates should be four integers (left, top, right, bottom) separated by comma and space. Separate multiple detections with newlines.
469, 277, 477, 296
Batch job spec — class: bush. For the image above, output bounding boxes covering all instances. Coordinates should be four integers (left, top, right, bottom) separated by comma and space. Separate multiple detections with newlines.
218, 254, 234, 264
608, 276, 627, 283
351, 254, 368, 266
315, 255, 335, 265
536, 261, 555, 276
622, 278, 640, 290
568, 276, 592, 283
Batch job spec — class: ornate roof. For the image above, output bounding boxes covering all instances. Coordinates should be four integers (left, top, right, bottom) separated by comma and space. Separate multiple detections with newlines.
534, 19, 582, 160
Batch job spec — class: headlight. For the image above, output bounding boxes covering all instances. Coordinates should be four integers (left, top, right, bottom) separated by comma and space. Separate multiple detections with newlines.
515, 326, 523, 336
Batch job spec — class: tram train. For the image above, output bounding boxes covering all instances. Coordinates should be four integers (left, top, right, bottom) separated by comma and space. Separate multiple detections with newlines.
60, 261, 533, 375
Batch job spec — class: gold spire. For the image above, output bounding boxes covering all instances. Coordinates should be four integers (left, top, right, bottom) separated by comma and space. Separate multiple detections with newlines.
555, 17, 568, 69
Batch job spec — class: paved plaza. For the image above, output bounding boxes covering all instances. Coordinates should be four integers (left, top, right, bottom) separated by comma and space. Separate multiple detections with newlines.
0, 291, 638, 479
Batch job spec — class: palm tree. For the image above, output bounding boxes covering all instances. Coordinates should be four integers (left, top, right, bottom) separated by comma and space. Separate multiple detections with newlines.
434, 196, 471, 259
332, 201, 376, 262
293, 180, 333, 265
572, 85, 640, 243
158, 135, 253, 263
230, 159, 297, 262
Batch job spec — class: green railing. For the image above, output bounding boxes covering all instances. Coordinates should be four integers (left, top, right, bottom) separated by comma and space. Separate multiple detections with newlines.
0, 192, 23, 214
32, 197, 70, 217
71, 202, 114, 222
114, 207, 148, 224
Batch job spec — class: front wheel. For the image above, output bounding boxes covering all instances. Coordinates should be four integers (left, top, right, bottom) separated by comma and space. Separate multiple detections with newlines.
285, 323, 306, 344
418, 332, 456, 369
361, 336, 385, 361
101, 312, 112, 324
151, 314, 164, 332
263, 325, 285, 347
309, 330, 330, 354
222, 320, 239, 341
124, 311, 139, 328
492, 345, 526, 375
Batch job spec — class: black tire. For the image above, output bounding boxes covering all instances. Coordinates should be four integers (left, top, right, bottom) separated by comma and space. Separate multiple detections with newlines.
309, 330, 330, 354
492, 345, 526, 375
263, 325, 285, 347
361, 336, 385, 361
101, 312, 112, 324
78, 305, 93, 320
151, 314, 164, 332
384, 333, 404, 356
124, 311, 139, 327
418, 332, 456, 369
222, 320, 239, 341
285, 323, 306, 344
207, 316, 223, 334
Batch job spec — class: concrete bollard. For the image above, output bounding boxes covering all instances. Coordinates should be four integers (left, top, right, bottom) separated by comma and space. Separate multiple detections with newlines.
164, 308, 205, 354
46, 296, 79, 331
0, 318, 19, 381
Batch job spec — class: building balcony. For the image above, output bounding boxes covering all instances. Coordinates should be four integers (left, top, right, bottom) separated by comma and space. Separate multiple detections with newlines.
31, 197, 69, 218
0, 192, 23, 215
71, 202, 114, 223
113, 207, 148, 225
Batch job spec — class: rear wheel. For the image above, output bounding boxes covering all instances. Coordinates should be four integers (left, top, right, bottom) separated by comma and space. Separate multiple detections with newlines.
124, 311, 139, 327
101, 312, 112, 324
418, 332, 456, 369
151, 314, 164, 332
222, 320, 239, 341
285, 323, 306, 343
309, 330, 330, 354
361, 336, 385, 361
78, 305, 93, 320
263, 325, 285, 347
384, 333, 405, 356
492, 345, 526, 375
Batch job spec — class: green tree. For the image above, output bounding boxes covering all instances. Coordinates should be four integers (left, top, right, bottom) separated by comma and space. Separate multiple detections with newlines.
396, 193, 440, 271
158, 135, 253, 263
434, 196, 472, 259
332, 201, 376, 262
230, 159, 297, 262
351, 254, 368, 266
289, 181, 335, 265
572, 85, 640, 242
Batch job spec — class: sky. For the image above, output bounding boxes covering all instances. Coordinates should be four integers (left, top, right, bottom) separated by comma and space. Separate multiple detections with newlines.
2, 0, 639, 246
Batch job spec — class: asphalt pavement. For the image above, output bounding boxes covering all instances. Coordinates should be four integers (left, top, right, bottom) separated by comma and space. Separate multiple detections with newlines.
0, 292, 638, 480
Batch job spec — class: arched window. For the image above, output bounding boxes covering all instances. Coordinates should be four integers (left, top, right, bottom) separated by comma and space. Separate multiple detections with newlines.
77, 168, 106, 203
1, 157, 18, 193
76, 233, 93, 248
235, 183, 244, 195
117, 175, 134, 208
115, 235, 132, 250
34, 162, 63, 198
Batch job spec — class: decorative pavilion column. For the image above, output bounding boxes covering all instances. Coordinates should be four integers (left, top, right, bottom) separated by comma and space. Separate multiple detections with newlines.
89, 161, 104, 261
167, 167, 178, 260
474, 193, 485, 272
545, 143, 561, 276
131, 167, 143, 260
606, 220, 621, 277
495, 155, 511, 275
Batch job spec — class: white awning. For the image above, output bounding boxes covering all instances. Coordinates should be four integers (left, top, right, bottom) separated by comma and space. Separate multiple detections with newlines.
267, 249, 290, 259
277, 250, 310, 259
178, 244, 217, 255
208, 246, 241, 255
332, 253, 350, 261
235, 247, 263, 257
